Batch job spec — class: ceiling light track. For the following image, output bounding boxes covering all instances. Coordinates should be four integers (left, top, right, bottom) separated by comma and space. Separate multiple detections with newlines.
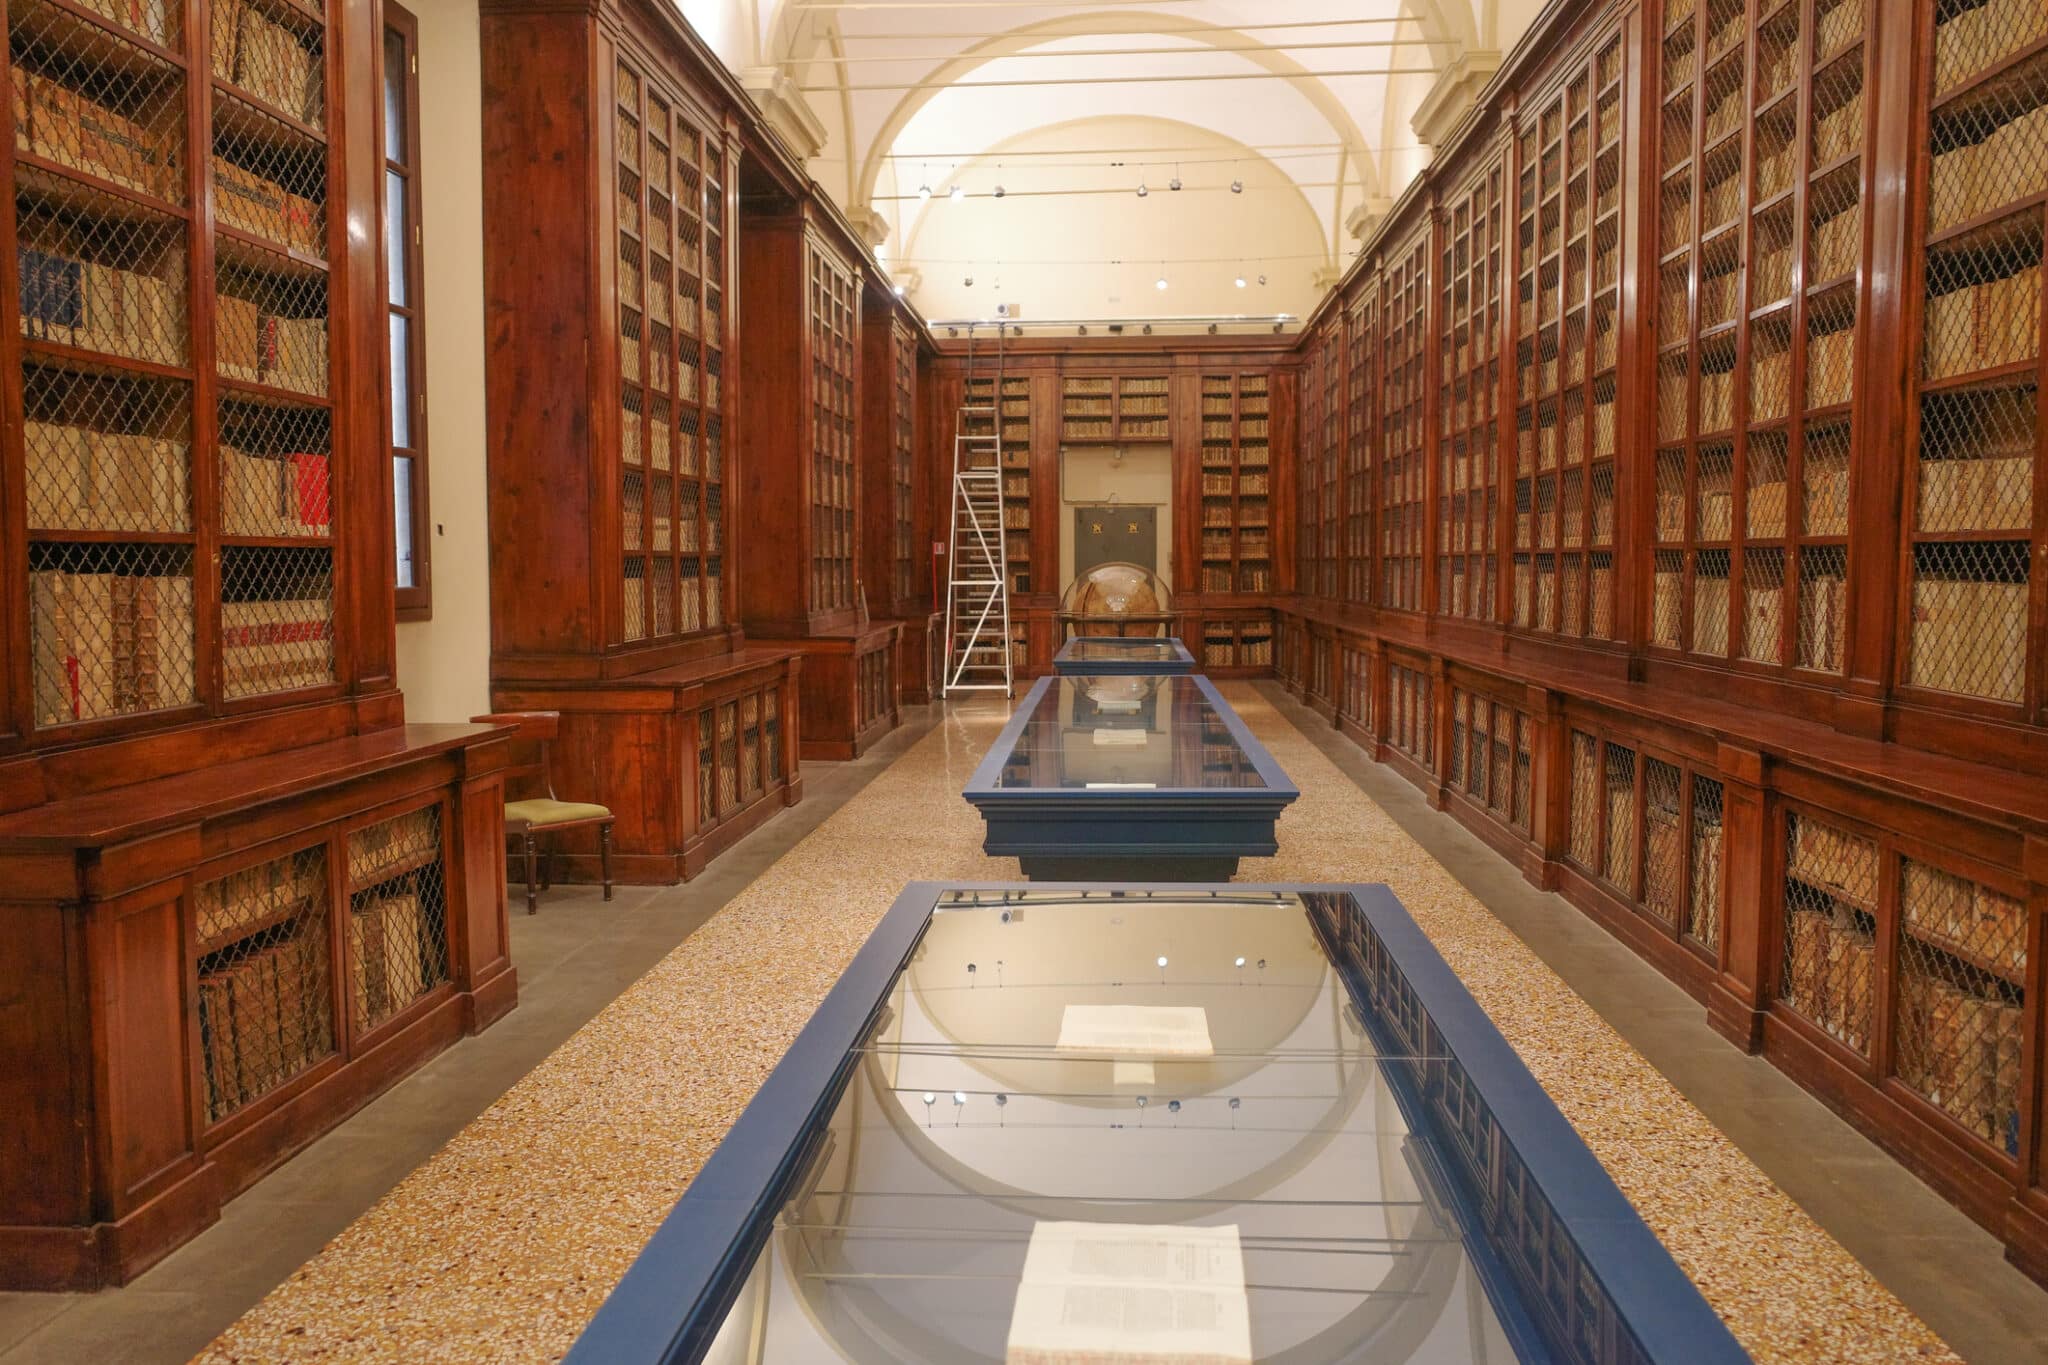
800, 66, 1440, 93
789, 38, 1443, 63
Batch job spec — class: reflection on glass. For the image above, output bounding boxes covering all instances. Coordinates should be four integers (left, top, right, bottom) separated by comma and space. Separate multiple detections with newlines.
389, 315, 411, 447
995, 676, 1264, 790
382, 31, 406, 163
393, 454, 415, 589
384, 171, 408, 307
697, 891, 1514, 1362
1065, 638, 1178, 663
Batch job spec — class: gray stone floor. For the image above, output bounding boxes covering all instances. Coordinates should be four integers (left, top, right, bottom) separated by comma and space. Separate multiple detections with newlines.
0, 707, 946, 1365
1260, 682, 2048, 1365
5, 689, 2047, 1362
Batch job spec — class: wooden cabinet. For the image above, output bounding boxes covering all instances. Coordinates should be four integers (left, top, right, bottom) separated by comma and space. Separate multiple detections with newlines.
736, 201, 906, 757
491, 648, 801, 882
481, 0, 742, 678
736, 205, 862, 638
1, 0, 510, 1287
480, 0, 812, 876
1060, 371, 1169, 444
1265, 0, 2048, 1289
1192, 373, 1275, 595
862, 293, 939, 703
0, 725, 515, 1290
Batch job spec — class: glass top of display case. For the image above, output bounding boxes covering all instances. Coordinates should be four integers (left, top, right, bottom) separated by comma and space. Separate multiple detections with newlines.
1053, 635, 1197, 674
566, 884, 1746, 1365
970, 675, 1290, 794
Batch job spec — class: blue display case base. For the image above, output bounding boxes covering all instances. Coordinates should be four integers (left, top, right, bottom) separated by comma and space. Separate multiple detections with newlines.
1018, 854, 1242, 881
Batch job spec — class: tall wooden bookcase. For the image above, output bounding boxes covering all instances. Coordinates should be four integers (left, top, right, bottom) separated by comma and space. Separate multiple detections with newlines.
1269, 0, 2048, 1288
481, 0, 802, 884
861, 289, 938, 702
736, 197, 899, 759
0, 0, 512, 1289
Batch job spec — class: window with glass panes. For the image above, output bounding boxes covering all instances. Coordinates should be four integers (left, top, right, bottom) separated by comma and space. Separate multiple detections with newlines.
384, 5, 428, 618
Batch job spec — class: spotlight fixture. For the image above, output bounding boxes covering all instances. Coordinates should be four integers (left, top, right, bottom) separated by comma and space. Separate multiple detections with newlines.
1230, 178, 1244, 194
993, 184, 1005, 198
1169, 164, 1182, 192
963, 276, 974, 287
917, 164, 932, 200
1258, 274, 1267, 285
947, 327, 958, 337
1156, 956, 1168, 968
892, 283, 905, 296
1136, 181, 1149, 197
1142, 323, 1154, 335
1155, 275, 1168, 291
1234, 273, 1246, 289
948, 184, 964, 201
1077, 324, 1088, 335
1207, 323, 1217, 335
1011, 325, 1022, 337
1234, 956, 1246, 968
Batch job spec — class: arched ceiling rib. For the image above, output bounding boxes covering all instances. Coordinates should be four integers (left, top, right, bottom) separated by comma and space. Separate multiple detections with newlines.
723, 0, 1552, 314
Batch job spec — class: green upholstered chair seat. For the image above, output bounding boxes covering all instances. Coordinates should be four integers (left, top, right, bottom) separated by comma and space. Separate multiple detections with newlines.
505, 798, 613, 829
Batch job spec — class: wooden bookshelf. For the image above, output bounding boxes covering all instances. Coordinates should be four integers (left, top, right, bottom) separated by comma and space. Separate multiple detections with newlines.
1195, 372, 1273, 594
860, 298, 938, 701
2, 0, 513, 1291
1379, 226, 1430, 611
1904, 0, 2046, 712
482, 0, 803, 880
1514, 32, 1622, 641
1344, 289, 1375, 603
1059, 371, 1169, 444
1439, 152, 1507, 622
964, 371, 1034, 594
1650, 0, 1854, 667
735, 201, 901, 759
1269, 0, 2048, 1290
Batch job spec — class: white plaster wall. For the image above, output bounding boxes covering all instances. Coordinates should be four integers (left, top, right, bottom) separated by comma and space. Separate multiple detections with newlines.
391, 0, 491, 723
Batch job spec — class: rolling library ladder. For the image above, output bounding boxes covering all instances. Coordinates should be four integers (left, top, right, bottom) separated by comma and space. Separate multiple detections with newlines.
943, 325, 1014, 696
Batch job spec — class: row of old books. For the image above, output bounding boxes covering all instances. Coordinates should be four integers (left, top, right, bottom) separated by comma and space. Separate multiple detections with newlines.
219, 294, 328, 394
348, 890, 438, 1029
213, 154, 322, 256
1902, 860, 2027, 978
1897, 966, 2022, 1152
1918, 453, 2034, 533
1908, 574, 2028, 699
1812, 94, 1863, 167
24, 420, 188, 531
11, 68, 176, 200
74, 0, 173, 46
197, 851, 323, 947
1785, 905, 1876, 1052
1929, 106, 2048, 234
221, 593, 332, 697
32, 569, 196, 725
18, 246, 184, 366
198, 926, 332, 1121
347, 807, 438, 887
1934, 0, 2048, 94
222, 446, 330, 536
212, 0, 325, 124
1925, 267, 2040, 380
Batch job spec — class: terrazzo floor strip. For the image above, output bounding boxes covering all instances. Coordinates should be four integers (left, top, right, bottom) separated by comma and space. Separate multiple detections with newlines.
195, 687, 1957, 1364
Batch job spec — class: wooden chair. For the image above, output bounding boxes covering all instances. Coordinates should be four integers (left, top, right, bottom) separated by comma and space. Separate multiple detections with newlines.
472, 711, 614, 913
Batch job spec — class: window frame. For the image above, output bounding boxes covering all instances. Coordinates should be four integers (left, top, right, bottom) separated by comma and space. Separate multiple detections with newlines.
381, 2, 432, 621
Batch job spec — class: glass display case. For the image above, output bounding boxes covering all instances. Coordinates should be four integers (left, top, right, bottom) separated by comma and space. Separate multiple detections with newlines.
565, 883, 1745, 1365
1051, 635, 1197, 675
964, 676, 1297, 879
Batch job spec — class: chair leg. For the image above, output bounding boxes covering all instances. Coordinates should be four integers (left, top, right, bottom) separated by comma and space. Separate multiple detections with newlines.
600, 823, 615, 902
523, 831, 539, 915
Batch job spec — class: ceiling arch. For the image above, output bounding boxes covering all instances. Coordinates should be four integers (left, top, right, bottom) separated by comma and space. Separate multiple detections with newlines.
720, 0, 1551, 316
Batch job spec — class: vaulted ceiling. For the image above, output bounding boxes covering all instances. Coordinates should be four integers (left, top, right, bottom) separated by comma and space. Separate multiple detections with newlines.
678, 1, 1546, 323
